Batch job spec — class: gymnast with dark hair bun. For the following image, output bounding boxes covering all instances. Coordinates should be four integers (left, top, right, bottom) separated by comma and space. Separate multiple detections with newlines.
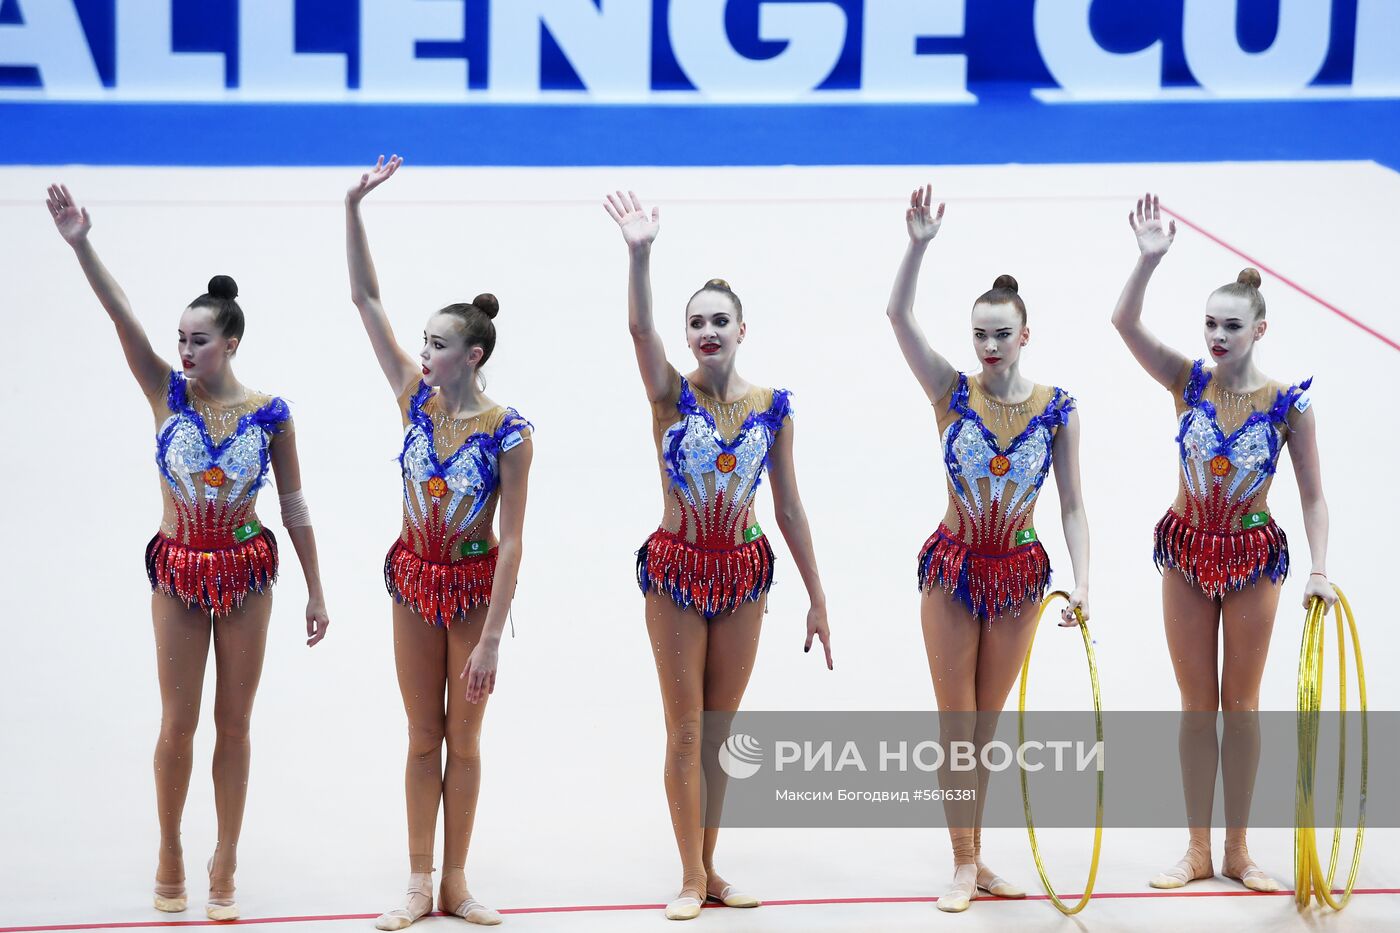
347, 156, 531, 929
46, 184, 331, 922
603, 189, 833, 921
1112, 193, 1334, 894
885, 185, 1091, 914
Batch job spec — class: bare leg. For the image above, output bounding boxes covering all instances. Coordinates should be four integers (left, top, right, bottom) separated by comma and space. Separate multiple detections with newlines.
440, 606, 500, 923
1151, 569, 1222, 888
644, 591, 710, 910
919, 589, 982, 911
1219, 580, 1283, 891
151, 593, 213, 909
968, 604, 1041, 897
206, 589, 273, 915
697, 597, 765, 905
393, 604, 449, 871
375, 604, 447, 931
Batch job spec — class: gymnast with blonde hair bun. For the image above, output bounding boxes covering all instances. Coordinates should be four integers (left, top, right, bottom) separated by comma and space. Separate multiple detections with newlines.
1111, 192, 1336, 893
885, 184, 1091, 914
604, 189, 834, 921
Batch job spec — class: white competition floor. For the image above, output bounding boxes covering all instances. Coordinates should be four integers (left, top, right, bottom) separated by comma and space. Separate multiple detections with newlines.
1, 162, 1397, 932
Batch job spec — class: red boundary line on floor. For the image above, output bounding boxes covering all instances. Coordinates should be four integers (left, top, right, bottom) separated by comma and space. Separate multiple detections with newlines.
7, 889, 1400, 931
1161, 204, 1400, 353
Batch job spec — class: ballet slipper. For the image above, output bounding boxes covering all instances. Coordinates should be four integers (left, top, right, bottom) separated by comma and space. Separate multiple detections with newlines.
665, 882, 706, 921
1149, 849, 1214, 889
937, 864, 979, 913
153, 879, 187, 913
706, 884, 761, 908
664, 895, 703, 921
374, 872, 435, 931
975, 864, 1025, 899
205, 856, 238, 922
445, 895, 502, 926
1224, 861, 1281, 892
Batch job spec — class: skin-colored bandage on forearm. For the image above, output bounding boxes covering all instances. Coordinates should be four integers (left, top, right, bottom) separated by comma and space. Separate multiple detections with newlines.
279, 489, 312, 528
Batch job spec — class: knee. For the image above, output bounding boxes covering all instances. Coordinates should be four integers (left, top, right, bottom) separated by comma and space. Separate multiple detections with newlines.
213, 710, 252, 742
1219, 694, 1260, 715
1179, 691, 1220, 714
445, 724, 481, 764
159, 711, 199, 744
666, 715, 704, 762
407, 719, 446, 760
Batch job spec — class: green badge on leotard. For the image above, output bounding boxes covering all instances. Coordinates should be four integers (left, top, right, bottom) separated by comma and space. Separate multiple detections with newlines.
744, 523, 763, 543
232, 520, 262, 543
460, 539, 491, 558
1015, 528, 1038, 546
1241, 511, 1270, 530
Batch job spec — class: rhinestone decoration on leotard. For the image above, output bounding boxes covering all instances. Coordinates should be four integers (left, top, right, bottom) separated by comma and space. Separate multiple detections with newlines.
639, 376, 792, 618
1156, 359, 1312, 596
394, 380, 531, 567
919, 373, 1075, 621
148, 371, 289, 614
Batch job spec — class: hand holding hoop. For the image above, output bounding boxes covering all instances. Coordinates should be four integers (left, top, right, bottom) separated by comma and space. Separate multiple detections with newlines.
1018, 590, 1103, 916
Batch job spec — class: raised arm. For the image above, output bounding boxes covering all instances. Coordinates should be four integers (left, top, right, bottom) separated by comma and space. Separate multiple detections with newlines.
346, 155, 419, 397
887, 185, 958, 403
47, 184, 168, 396
1111, 193, 1189, 390
603, 190, 672, 402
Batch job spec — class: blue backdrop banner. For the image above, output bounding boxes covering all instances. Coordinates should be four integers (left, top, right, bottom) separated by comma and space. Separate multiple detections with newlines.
1, 1, 1396, 165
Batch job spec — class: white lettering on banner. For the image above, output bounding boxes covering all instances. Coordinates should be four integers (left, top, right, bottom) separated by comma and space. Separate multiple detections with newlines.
861, 0, 969, 101
240, 0, 347, 95
360, 0, 466, 97
0, 0, 1394, 102
1182, 0, 1331, 96
1034, 0, 1164, 100
489, 0, 651, 98
669, 0, 847, 99
1350, 0, 1399, 94
0, 0, 101, 92
116, 0, 224, 94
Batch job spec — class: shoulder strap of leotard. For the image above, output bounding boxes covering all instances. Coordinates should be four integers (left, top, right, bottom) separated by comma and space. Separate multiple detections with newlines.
1183, 359, 1211, 406
1268, 375, 1314, 424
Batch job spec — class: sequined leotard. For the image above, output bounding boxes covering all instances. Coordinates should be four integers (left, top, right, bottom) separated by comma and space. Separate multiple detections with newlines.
1154, 359, 1311, 597
636, 366, 792, 619
384, 380, 532, 627
918, 372, 1075, 621
145, 370, 290, 615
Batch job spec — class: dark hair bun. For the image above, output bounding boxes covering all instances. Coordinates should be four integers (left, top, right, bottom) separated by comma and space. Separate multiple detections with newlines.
1237, 268, 1262, 289
207, 275, 238, 300
472, 293, 499, 319
992, 274, 1019, 293
706, 278, 732, 290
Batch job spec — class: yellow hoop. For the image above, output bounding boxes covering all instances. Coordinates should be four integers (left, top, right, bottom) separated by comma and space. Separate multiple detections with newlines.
1294, 584, 1367, 911
1016, 589, 1104, 915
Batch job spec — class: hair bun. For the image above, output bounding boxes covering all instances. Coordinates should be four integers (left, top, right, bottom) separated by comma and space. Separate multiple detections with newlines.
207, 275, 238, 300
472, 293, 499, 319
992, 274, 1019, 293
1237, 267, 1262, 289
706, 278, 732, 291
